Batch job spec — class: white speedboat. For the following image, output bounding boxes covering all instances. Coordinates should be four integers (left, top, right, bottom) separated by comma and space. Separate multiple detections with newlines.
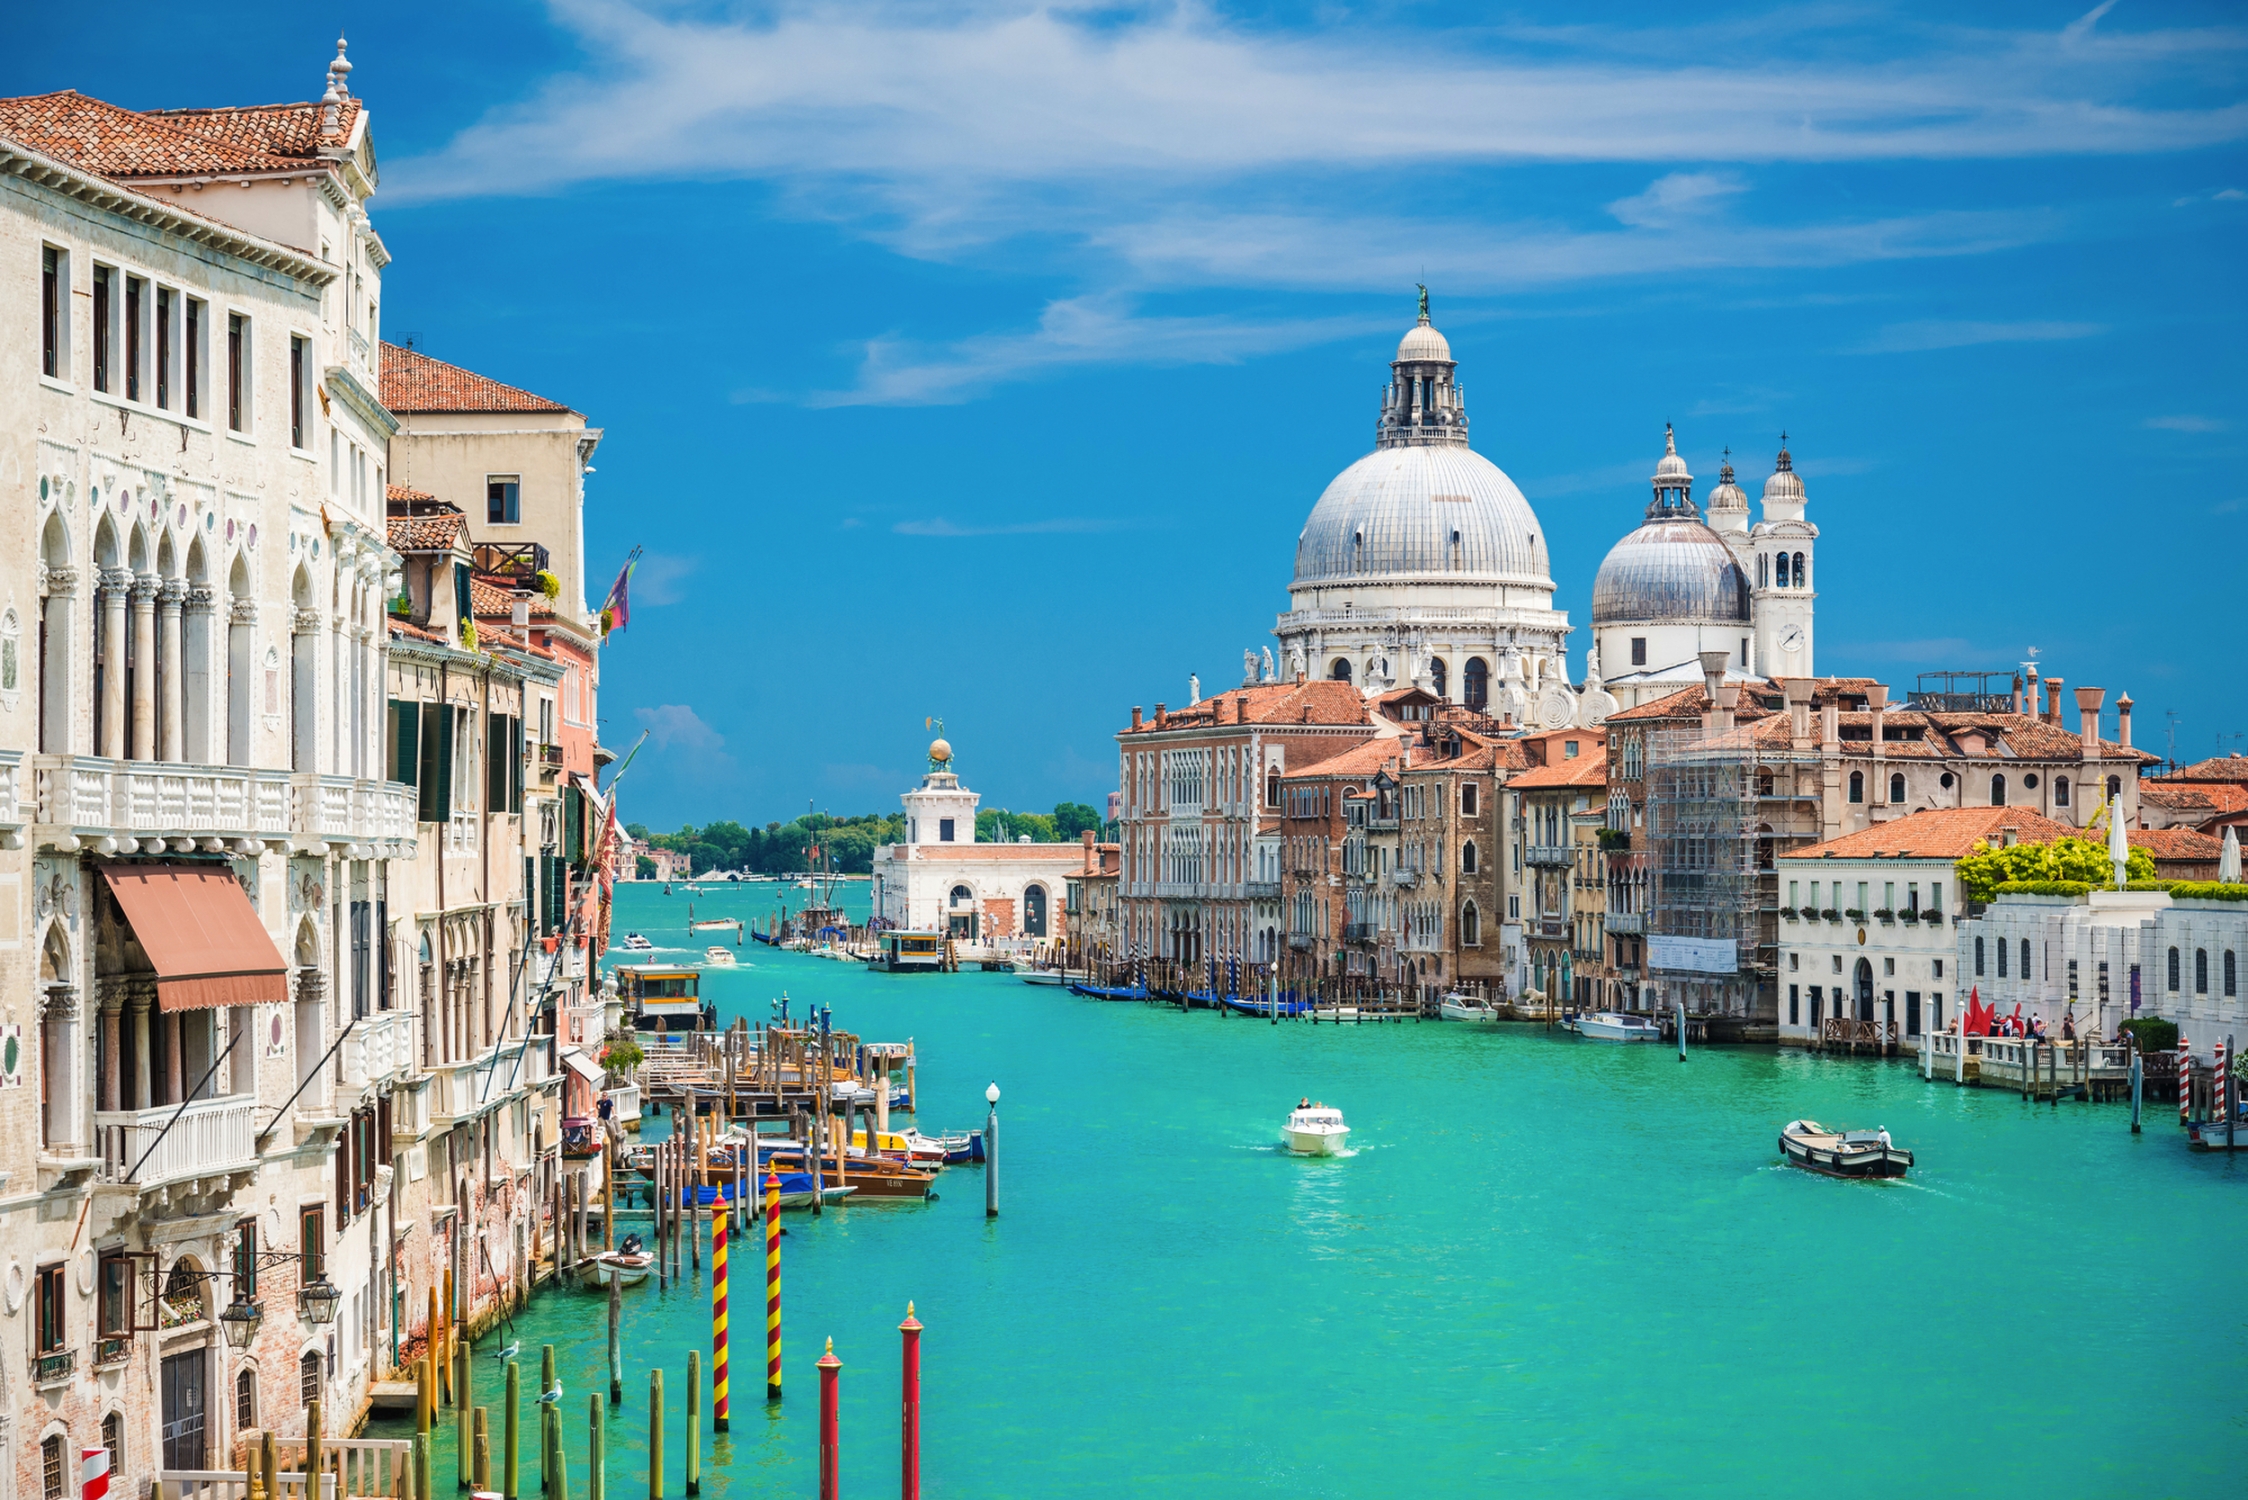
1283, 1103, 1350, 1156
704, 946, 736, 967
1576, 1011, 1661, 1042
1439, 992, 1499, 1021
619, 933, 655, 953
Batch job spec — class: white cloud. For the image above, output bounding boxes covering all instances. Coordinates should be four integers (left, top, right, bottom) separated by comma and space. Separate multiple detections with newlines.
2220, 188, 2248, 201
626, 552, 696, 606
1607, 172, 1747, 229
1851, 320, 2106, 354
2145, 414, 2232, 432
633, 703, 723, 751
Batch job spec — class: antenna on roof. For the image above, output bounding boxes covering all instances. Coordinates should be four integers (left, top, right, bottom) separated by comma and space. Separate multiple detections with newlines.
396, 332, 418, 350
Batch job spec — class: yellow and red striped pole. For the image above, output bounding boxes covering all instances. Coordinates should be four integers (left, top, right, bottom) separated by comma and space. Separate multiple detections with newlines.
2180, 1034, 2192, 1124
712, 1188, 730, 1432
764, 1171, 782, 1402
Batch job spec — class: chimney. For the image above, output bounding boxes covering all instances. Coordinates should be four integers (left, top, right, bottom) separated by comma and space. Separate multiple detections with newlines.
1237, 695, 1250, 724
2043, 676, 2064, 726
1713, 682, 1741, 733
1821, 701, 1838, 749
1155, 703, 1167, 727
1783, 675, 1814, 741
2074, 686, 2105, 753
2116, 693, 2134, 749
1082, 828, 1096, 872
1697, 649, 1729, 704
1130, 706, 1142, 730
1295, 669, 1307, 685
2011, 673, 2024, 715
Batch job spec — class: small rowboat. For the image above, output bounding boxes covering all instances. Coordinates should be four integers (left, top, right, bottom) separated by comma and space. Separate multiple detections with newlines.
587, 1236, 655, 1286
1779, 1119, 1913, 1179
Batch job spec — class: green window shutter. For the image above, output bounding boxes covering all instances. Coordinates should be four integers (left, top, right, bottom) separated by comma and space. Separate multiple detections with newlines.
389, 700, 420, 786
434, 704, 456, 822
487, 712, 507, 812
453, 562, 472, 629
416, 709, 442, 823
510, 717, 525, 814
563, 783, 582, 864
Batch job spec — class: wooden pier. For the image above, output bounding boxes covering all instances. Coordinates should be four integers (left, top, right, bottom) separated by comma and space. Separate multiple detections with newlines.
1919, 1032, 2138, 1100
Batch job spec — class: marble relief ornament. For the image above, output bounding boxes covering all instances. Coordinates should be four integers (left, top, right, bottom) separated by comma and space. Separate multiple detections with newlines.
291, 867, 326, 913
32, 869, 78, 925
1536, 684, 1577, 730
1243, 649, 1260, 688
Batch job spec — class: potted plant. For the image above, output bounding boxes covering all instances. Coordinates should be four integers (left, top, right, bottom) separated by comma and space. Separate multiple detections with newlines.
1820, 907, 1841, 922
1873, 907, 1896, 923
1844, 907, 1865, 921
1922, 911, 1944, 926
1799, 905, 1820, 920
535, 568, 561, 600
460, 618, 478, 651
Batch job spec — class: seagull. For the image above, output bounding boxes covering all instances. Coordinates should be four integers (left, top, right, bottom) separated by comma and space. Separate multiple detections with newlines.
493, 1342, 521, 1363
536, 1384, 563, 1406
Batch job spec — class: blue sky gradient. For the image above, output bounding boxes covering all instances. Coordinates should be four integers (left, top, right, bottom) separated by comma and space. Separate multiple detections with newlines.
13, 2, 2244, 827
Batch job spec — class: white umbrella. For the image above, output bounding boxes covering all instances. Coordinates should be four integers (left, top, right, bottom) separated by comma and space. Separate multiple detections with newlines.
2108, 800, 2131, 889
2221, 825, 2241, 884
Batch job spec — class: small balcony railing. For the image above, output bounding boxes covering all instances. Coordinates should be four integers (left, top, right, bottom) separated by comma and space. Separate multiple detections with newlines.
339, 1009, 418, 1091
1287, 932, 1316, 951
35, 1349, 75, 1385
473, 541, 552, 581
1605, 912, 1644, 934
1525, 844, 1574, 867
96, 1093, 256, 1189
1344, 922, 1379, 944
1243, 880, 1281, 900
1391, 869, 1419, 888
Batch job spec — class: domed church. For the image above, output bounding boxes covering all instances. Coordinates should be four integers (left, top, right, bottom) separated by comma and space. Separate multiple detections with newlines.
1590, 428, 1817, 709
1268, 292, 1574, 715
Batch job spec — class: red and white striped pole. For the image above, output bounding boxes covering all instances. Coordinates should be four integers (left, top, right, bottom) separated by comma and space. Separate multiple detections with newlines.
2215, 1038, 2231, 1127
81, 1449, 109, 1500
2179, 1034, 2191, 1125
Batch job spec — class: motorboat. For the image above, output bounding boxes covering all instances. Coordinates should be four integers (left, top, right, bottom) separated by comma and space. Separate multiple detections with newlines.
1439, 992, 1500, 1022
618, 933, 655, 953
1576, 1011, 1661, 1042
897, 1128, 984, 1164
1013, 964, 1067, 985
1779, 1119, 1913, 1179
586, 1235, 655, 1287
703, 946, 736, 967
1282, 1103, 1350, 1156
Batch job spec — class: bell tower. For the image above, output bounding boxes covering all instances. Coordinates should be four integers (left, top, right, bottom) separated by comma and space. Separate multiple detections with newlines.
1749, 436, 1817, 679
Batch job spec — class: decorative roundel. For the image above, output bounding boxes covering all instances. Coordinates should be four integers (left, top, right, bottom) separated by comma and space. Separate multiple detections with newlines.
268, 1012, 284, 1051
2, 1262, 22, 1315
1536, 684, 1576, 730
38, 476, 47, 502
310, 539, 319, 559
76, 1249, 95, 1295
90, 486, 99, 507
149, 495, 159, 519
289, 534, 296, 553
247, 525, 258, 548
205, 511, 217, 531
118, 487, 130, 513
225, 520, 235, 541
178, 504, 188, 528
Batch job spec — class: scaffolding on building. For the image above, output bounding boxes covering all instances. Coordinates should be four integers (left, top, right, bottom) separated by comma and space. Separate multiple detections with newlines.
1643, 720, 1823, 1022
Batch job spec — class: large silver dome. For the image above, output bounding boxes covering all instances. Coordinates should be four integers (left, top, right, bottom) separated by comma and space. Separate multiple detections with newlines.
1591, 519, 1751, 625
1292, 444, 1553, 590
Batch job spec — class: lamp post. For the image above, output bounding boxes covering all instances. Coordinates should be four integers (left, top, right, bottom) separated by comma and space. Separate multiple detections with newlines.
984, 1082, 1000, 1219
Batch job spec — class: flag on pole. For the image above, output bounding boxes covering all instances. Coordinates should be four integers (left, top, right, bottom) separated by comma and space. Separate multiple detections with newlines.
600, 547, 641, 634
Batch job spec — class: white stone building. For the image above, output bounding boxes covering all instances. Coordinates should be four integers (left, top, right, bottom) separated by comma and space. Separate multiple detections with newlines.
871, 740, 1080, 943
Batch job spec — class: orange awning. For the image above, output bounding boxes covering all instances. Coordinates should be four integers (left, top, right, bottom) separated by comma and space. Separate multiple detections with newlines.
100, 864, 290, 1011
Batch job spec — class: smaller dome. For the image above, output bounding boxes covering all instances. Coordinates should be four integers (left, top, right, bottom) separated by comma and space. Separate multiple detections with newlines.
928, 737, 952, 765
1591, 520, 1752, 626
1397, 318, 1451, 363
1653, 423, 1691, 483
1706, 453, 1748, 514
1763, 438, 1805, 504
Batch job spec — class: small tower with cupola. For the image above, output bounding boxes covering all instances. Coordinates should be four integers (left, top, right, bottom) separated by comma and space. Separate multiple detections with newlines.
1748, 436, 1818, 679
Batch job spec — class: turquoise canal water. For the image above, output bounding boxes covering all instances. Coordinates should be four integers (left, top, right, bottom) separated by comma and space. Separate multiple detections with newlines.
389, 879, 2248, 1497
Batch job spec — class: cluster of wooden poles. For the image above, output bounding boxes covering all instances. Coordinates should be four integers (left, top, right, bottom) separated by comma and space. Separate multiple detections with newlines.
393, 1177, 920, 1500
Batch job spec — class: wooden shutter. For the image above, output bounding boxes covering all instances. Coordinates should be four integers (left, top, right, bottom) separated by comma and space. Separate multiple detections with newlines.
417, 708, 442, 822
562, 783, 582, 864
389, 700, 420, 786
510, 716, 525, 814
452, 562, 472, 628
486, 712, 507, 811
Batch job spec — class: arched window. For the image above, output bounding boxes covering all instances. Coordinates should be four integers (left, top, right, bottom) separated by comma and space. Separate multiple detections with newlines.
1792, 553, 1806, 588
1463, 657, 1489, 709
1888, 772, 1905, 804
237, 1368, 257, 1430
2021, 939, 2031, 980
1461, 902, 1481, 946
1990, 774, 2006, 805
1429, 658, 1448, 699
1461, 840, 1478, 874
1975, 936, 1985, 975
301, 1349, 322, 1404
1998, 939, 2008, 978
2055, 776, 2070, 807
2106, 775, 2121, 800
2227, 951, 2237, 997
1847, 770, 1864, 803
1329, 658, 1351, 682
1265, 769, 1279, 808
1023, 884, 1048, 938
949, 885, 972, 907
2167, 946, 2180, 991
2195, 948, 2208, 994
102, 1411, 123, 1480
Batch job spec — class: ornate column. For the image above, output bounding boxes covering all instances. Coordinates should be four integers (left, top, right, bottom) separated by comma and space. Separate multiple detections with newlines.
40, 982, 80, 1151
98, 990, 123, 1113
158, 580, 186, 762
130, 574, 158, 761
40, 564, 78, 754
184, 585, 217, 763
129, 986, 153, 1112
294, 605, 322, 775
100, 568, 131, 759
163, 1007, 184, 1104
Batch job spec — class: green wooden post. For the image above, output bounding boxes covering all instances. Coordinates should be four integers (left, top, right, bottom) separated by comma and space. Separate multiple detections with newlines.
457, 1343, 474, 1490
647, 1370, 665, 1500
413, 1433, 430, 1500
472, 1408, 491, 1491
684, 1352, 700, 1496
504, 1361, 521, 1500
540, 1346, 556, 1492
587, 1394, 605, 1500
550, 1409, 570, 1500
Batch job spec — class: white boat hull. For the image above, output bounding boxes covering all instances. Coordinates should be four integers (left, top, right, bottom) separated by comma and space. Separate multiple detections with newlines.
1577, 1012, 1661, 1042
1285, 1127, 1349, 1155
587, 1253, 654, 1287
1439, 1000, 1499, 1022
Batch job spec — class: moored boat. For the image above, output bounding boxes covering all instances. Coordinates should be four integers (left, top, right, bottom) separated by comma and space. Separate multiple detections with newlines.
1576, 1011, 1660, 1042
586, 1235, 655, 1286
1282, 1102, 1350, 1156
1779, 1119, 1912, 1178
1439, 992, 1499, 1021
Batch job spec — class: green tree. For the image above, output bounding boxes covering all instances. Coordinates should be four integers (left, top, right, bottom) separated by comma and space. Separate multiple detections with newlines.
1052, 801, 1104, 840
1955, 836, 2156, 902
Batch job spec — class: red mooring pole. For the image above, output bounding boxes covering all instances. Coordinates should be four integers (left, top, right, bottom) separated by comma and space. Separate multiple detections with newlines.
898, 1304, 922, 1500
818, 1339, 843, 1500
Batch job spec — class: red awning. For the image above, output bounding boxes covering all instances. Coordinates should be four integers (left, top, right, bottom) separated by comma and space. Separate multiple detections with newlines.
100, 864, 290, 1011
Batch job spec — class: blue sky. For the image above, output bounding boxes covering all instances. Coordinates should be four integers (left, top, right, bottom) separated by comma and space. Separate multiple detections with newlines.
14, 2, 2244, 828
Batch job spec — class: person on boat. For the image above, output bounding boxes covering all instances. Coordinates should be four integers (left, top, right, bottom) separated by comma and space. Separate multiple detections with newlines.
2061, 1012, 2076, 1042
1299, 1097, 1310, 1110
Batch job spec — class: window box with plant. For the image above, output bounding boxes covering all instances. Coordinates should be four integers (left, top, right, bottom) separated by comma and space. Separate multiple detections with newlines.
1873, 908, 1896, 923
1820, 908, 1841, 922
1922, 911, 1943, 925
1844, 908, 1865, 921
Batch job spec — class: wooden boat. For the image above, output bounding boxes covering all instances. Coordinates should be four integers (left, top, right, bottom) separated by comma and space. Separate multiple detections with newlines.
1779, 1119, 1913, 1179
761, 1152, 938, 1200
587, 1236, 654, 1286
2187, 1119, 2248, 1152
1071, 981, 1151, 1002
1216, 993, 1314, 1018
1577, 1011, 1660, 1042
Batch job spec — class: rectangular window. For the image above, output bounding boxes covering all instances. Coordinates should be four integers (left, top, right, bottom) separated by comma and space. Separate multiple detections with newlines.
1997, 939, 2008, 978
1933, 958, 1944, 978
300, 1204, 325, 1281
234, 1218, 258, 1300
487, 476, 521, 525
1788, 985, 1799, 1026
1630, 637, 1647, 666
1855, 881, 1868, 913
126, 274, 144, 401
185, 297, 202, 418
1928, 881, 1942, 913
1788, 880, 1798, 907
939, 818, 955, 842
227, 313, 247, 431
94, 265, 114, 392
1883, 882, 1895, 911
290, 334, 308, 448
98, 1252, 131, 1336
416, 704, 455, 823
1975, 936, 1985, 976
486, 711, 516, 811
41, 246, 63, 378
36, 1262, 65, 1352
156, 287, 172, 408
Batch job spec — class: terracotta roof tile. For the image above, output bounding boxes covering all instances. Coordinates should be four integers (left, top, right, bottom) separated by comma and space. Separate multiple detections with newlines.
0, 89, 359, 180
1281, 740, 1400, 781
385, 483, 435, 505
379, 343, 575, 415
1509, 749, 1609, 789
1780, 807, 2081, 861
2153, 753, 2248, 784
1123, 680, 1375, 734
470, 577, 556, 620
2128, 827, 2224, 859
387, 512, 466, 553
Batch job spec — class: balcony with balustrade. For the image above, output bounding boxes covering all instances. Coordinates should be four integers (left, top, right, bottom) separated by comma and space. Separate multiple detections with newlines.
1525, 844, 1575, 868
95, 1092, 258, 1191
29, 754, 416, 857
339, 1008, 419, 1092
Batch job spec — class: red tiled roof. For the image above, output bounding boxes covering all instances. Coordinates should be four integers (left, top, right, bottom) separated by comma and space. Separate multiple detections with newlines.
2128, 827, 2223, 859
0, 89, 358, 179
1281, 740, 1400, 782
470, 577, 556, 620
2140, 783, 2248, 816
1510, 749, 1608, 790
380, 343, 575, 415
387, 512, 466, 553
1780, 808, 2081, 861
1123, 679, 1375, 734
386, 483, 435, 504
2153, 753, 2248, 785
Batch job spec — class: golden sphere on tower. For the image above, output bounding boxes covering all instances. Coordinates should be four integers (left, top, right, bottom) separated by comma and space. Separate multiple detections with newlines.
928, 737, 952, 765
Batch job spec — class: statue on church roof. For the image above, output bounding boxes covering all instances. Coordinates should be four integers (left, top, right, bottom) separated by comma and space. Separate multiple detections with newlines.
1416, 283, 1429, 321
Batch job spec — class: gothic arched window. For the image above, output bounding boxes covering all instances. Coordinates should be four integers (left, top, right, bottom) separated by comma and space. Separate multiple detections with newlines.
1429, 658, 1448, 699
1792, 552, 1806, 588
2226, 950, 2237, 997
2196, 948, 2208, 994
1461, 840, 1478, 874
1990, 774, 2006, 806
2107, 775, 2121, 800
1329, 658, 1351, 682
2167, 946, 2180, 991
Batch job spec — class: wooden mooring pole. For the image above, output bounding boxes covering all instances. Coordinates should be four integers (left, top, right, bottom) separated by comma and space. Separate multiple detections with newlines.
817, 1340, 842, 1500
685, 1351, 701, 1495
586, 1395, 605, 1500
647, 1369, 665, 1500
504, 1359, 521, 1500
